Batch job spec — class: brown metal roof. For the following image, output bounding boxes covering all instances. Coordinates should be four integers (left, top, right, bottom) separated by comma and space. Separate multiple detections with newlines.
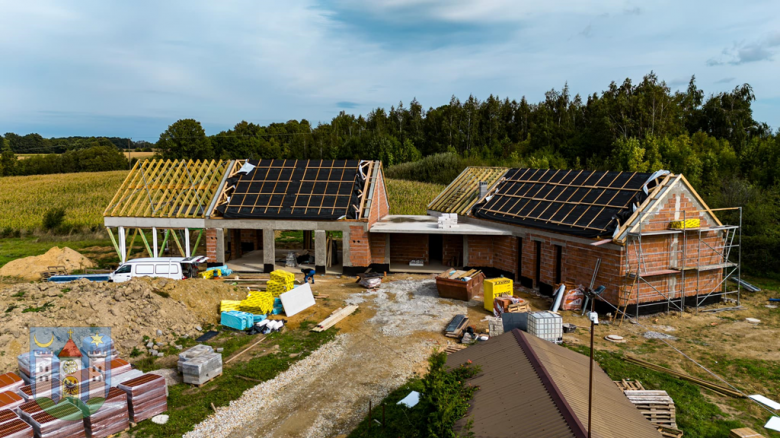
447, 330, 662, 438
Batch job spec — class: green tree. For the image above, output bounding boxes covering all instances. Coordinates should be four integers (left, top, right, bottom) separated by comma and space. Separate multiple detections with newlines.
156, 119, 213, 160
0, 142, 16, 176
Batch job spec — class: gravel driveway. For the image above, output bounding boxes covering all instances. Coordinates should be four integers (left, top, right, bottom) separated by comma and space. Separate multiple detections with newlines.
186, 279, 467, 438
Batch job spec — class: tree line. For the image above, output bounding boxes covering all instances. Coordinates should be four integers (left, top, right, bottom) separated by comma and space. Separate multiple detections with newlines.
3, 71, 779, 275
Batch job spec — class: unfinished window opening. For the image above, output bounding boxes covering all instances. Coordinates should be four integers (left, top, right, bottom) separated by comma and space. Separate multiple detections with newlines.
554, 245, 562, 284
429, 234, 443, 263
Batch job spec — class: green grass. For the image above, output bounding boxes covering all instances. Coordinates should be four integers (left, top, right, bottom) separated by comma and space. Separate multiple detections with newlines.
566, 345, 770, 438
0, 235, 115, 269
129, 321, 336, 437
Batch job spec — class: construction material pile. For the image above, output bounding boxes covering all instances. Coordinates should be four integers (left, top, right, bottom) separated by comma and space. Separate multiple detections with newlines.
436, 269, 484, 301
179, 345, 223, 386
267, 270, 295, 296
0, 247, 95, 281
28, 401, 86, 438
0, 278, 237, 371
118, 374, 168, 422
83, 387, 130, 438
219, 272, 314, 331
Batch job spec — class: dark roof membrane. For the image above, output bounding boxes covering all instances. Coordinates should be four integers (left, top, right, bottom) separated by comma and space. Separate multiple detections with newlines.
216, 159, 365, 220
473, 168, 653, 238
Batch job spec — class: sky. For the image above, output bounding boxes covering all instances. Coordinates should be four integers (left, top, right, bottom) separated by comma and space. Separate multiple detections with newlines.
1, 0, 779, 139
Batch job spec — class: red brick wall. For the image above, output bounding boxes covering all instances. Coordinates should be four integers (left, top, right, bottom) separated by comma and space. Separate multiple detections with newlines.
493, 236, 518, 275
621, 189, 726, 304
205, 228, 218, 262
467, 235, 494, 267
390, 234, 429, 264
368, 168, 390, 227
349, 226, 371, 267
442, 235, 463, 266
369, 233, 387, 264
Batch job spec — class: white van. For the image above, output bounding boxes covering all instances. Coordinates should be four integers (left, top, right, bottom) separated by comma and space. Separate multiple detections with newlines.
109, 256, 208, 282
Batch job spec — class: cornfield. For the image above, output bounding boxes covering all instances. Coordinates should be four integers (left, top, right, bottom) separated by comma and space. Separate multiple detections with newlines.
386, 178, 445, 215
0, 172, 444, 230
0, 170, 128, 230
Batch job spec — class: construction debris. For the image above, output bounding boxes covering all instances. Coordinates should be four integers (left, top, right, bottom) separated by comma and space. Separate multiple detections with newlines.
700, 306, 746, 313
444, 315, 470, 338
444, 344, 467, 355
279, 283, 315, 317
644, 331, 678, 341
311, 306, 359, 332
745, 318, 761, 324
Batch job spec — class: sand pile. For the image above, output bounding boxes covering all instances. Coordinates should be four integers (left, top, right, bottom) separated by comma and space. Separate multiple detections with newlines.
149, 278, 248, 323
0, 277, 234, 371
0, 247, 95, 280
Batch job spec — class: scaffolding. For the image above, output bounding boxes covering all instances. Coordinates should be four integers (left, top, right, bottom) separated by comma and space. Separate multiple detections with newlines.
617, 207, 741, 319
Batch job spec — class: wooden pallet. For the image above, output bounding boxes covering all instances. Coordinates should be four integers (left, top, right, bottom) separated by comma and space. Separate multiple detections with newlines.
311, 306, 358, 332
614, 379, 645, 391
730, 427, 766, 438
189, 372, 222, 387
624, 390, 676, 429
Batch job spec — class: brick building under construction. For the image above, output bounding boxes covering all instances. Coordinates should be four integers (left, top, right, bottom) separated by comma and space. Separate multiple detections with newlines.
104, 160, 741, 315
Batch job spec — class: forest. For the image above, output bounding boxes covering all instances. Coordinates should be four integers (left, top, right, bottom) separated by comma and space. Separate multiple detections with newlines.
1, 72, 778, 275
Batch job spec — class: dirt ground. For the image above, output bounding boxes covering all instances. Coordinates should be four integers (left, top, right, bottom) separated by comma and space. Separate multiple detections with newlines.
190, 273, 780, 438
188, 273, 486, 438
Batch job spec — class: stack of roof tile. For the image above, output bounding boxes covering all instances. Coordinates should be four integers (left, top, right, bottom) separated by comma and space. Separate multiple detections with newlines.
0, 391, 24, 411
17, 398, 51, 423
109, 370, 144, 388
82, 388, 130, 438
17, 351, 58, 385
117, 374, 167, 423
107, 358, 131, 376
0, 373, 23, 394
0, 417, 33, 438
28, 401, 86, 438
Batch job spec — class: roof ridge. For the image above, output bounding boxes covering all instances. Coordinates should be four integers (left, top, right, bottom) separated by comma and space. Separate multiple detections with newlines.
512, 329, 588, 438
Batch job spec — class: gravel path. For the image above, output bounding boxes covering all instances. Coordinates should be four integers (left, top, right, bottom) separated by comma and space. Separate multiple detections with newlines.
186, 279, 465, 438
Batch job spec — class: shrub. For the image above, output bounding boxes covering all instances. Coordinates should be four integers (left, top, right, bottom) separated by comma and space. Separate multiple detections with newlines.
42, 207, 66, 230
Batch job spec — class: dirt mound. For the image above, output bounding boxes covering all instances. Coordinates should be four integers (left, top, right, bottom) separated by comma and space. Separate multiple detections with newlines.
0, 247, 95, 280
0, 277, 236, 372
148, 278, 248, 323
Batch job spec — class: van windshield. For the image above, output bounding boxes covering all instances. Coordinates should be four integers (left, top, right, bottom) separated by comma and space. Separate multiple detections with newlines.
115, 265, 131, 274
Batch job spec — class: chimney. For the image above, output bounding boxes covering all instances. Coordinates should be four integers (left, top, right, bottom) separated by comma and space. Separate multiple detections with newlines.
479, 181, 488, 200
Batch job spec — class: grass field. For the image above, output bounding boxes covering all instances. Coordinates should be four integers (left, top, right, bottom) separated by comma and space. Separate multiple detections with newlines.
385, 178, 445, 215
0, 170, 128, 230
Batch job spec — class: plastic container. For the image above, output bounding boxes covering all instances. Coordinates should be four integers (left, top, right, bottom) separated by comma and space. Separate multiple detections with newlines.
484, 278, 513, 311
220, 311, 255, 330
527, 311, 563, 344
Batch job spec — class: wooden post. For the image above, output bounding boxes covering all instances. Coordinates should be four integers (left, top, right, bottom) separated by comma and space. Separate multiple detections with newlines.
368, 400, 372, 433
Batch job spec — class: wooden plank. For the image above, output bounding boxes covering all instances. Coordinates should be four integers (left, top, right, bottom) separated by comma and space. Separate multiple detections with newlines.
312, 306, 358, 332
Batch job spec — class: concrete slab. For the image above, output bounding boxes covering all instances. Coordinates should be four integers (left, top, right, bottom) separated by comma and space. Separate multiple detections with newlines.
370, 215, 511, 235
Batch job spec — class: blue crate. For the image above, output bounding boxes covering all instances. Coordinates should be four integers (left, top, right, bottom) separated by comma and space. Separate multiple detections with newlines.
252, 314, 267, 323
221, 311, 255, 330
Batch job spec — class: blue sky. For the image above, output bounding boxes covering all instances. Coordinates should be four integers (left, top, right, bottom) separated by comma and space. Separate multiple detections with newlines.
1, 0, 779, 139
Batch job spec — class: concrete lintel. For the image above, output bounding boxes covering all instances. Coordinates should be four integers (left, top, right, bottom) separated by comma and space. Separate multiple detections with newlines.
206, 219, 361, 232
465, 217, 623, 250
104, 217, 206, 229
